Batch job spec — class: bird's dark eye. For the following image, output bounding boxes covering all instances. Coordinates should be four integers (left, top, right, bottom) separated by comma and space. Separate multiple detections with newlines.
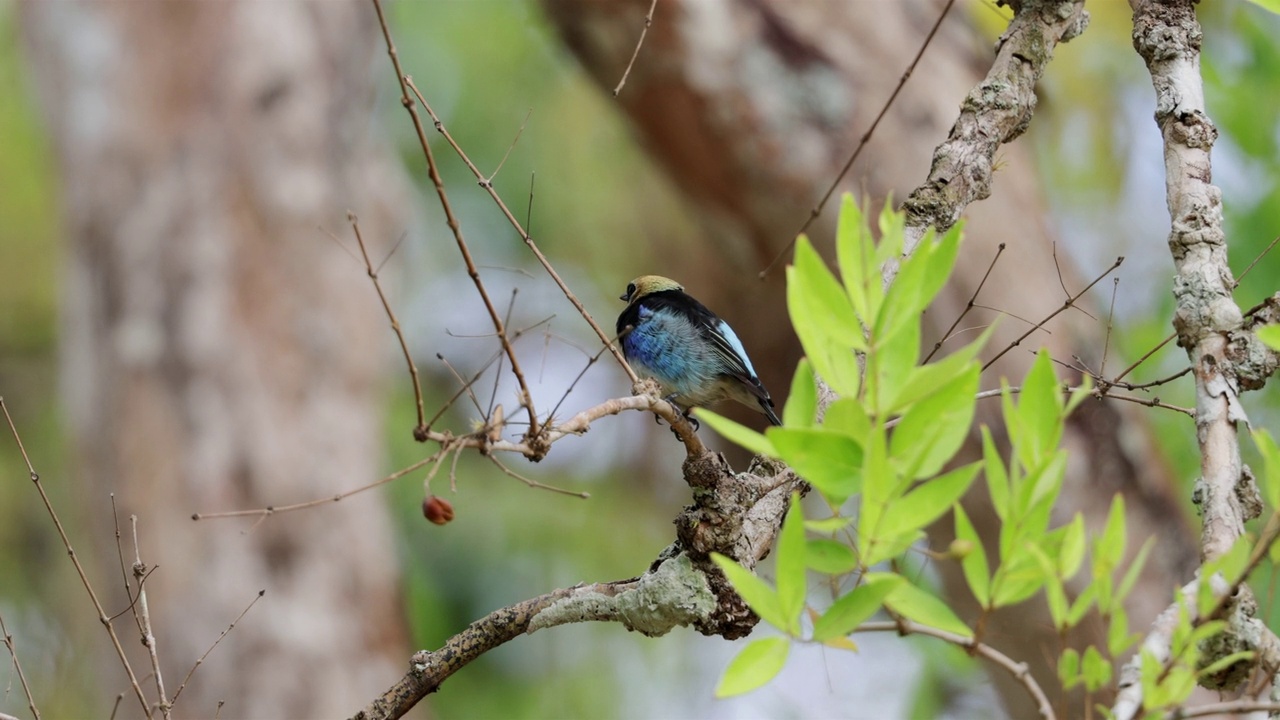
625, 283, 636, 299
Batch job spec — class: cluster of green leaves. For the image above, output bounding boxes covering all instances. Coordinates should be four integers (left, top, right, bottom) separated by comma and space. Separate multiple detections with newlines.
700, 195, 1150, 701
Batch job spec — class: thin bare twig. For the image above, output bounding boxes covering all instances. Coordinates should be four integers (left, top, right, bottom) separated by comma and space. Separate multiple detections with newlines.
488, 456, 589, 499
982, 256, 1124, 371
348, 213, 428, 439
857, 620, 1055, 720
1, 398, 152, 717
612, 0, 658, 97
192, 453, 442, 522
170, 590, 265, 707
924, 242, 1005, 363
487, 108, 532, 183
370, 0, 540, 440
0, 610, 39, 720
760, 0, 958, 278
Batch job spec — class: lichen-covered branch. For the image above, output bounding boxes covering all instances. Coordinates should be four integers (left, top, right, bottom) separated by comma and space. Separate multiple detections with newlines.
352, 452, 804, 719
1112, 0, 1275, 715
897, 0, 1088, 263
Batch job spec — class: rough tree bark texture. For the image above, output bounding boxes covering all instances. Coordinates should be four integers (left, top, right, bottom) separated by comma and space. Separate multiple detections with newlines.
20, 1, 409, 716
543, 0, 1199, 715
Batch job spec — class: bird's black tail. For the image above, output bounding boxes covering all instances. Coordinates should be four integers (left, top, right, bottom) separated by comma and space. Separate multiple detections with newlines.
761, 399, 783, 427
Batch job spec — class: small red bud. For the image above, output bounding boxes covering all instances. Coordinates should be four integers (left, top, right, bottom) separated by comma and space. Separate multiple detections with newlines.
422, 495, 455, 525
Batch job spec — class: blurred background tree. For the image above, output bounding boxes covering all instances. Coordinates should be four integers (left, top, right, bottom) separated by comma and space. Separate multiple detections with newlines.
0, 0, 1277, 718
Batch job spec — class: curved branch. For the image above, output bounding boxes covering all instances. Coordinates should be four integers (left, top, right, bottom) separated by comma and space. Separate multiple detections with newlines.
857, 620, 1055, 720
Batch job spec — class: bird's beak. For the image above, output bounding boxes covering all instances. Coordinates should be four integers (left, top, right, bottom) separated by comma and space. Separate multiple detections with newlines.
619, 292, 630, 302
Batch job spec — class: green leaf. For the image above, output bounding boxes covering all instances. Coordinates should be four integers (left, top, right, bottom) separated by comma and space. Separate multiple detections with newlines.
1027, 544, 1068, 628
806, 539, 859, 575
1116, 537, 1155, 603
1060, 647, 1082, 689
888, 328, 992, 413
1198, 651, 1255, 679
811, 573, 903, 641
695, 410, 777, 457
1242, 0, 1280, 15
770, 428, 863, 504
776, 495, 807, 634
805, 516, 853, 534
783, 359, 818, 428
863, 529, 925, 567
992, 553, 1047, 608
1081, 645, 1112, 692
1258, 324, 1280, 350
834, 194, 876, 322
889, 363, 979, 479
715, 637, 791, 697
982, 427, 1009, 522
1095, 494, 1128, 576
1060, 513, 1087, 579
1068, 584, 1097, 627
822, 398, 871, 442
1108, 606, 1138, 657
878, 463, 981, 540
789, 236, 865, 349
886, 581, 973, 638
869, 311, 921, 415
953, 504, 990, 607
1252, 429, 1280, 510
1011, 351, 1063, 468
711, 553, 787, 631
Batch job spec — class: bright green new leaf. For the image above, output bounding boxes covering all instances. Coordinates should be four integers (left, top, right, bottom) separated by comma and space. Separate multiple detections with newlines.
875, 230, 932, 346
992, 553, 1047, 608
834, 194, 876, 322
887, 327, 992, 413
806, 539, 859, 575
1012, 351, 1064, 468
877, 463, 981, 540
1027, 544, 1068, 628
790, 236, 865, 347
1252, 429, 1280, 510
1258, 324, 1280, 350
783, 359, 818, 428
876, 199, 906, 267
1060, 513, 1087, 579
823, 398, 871, 442
889, 363, 979, 479
787, 256, 863, 398
1139, 648, 1162, 704
770, 428, 863, 504
1242, 0, 1280, 16
862, 529, 925, 568
953, 504, 990, 607
776, 495, 808, 634
1067, 584, 1097, 628
711, 553, 788, 631
1107, 606, 1139, 657
811, 573, 903, 642
1059, 647, 1082, 689
1116, 537, 1155, 603
695, 409, 777, 458
1198, 651, 1256, 679
982, 427, 1010, 522
1095, 494, 1128, 576
715, 637, 791, 697
1081, 645, 1112, 691
805, 516, 853, 534
886, 581, 973, 638
869, 313, 921, 415
859, 426, 892, 529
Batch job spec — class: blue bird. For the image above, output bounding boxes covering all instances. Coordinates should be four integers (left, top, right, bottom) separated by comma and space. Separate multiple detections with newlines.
617, 275, 782, 427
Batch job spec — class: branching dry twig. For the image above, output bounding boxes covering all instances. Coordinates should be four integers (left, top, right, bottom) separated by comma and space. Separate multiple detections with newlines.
0, 610, 39, 720
169, 590, 265, 707
1, 397, 152, 717
370, 0, 541, 441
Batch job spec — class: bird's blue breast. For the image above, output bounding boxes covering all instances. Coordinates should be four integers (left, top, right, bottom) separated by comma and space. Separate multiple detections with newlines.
622, 304, 720, 401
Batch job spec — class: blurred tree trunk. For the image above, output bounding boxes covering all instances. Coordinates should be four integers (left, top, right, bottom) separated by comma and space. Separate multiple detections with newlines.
543, 0, 1198, 715
20, 1, 409, 716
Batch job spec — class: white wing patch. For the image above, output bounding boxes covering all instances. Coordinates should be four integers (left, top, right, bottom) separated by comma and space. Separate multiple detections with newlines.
711, 319, 758, 378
